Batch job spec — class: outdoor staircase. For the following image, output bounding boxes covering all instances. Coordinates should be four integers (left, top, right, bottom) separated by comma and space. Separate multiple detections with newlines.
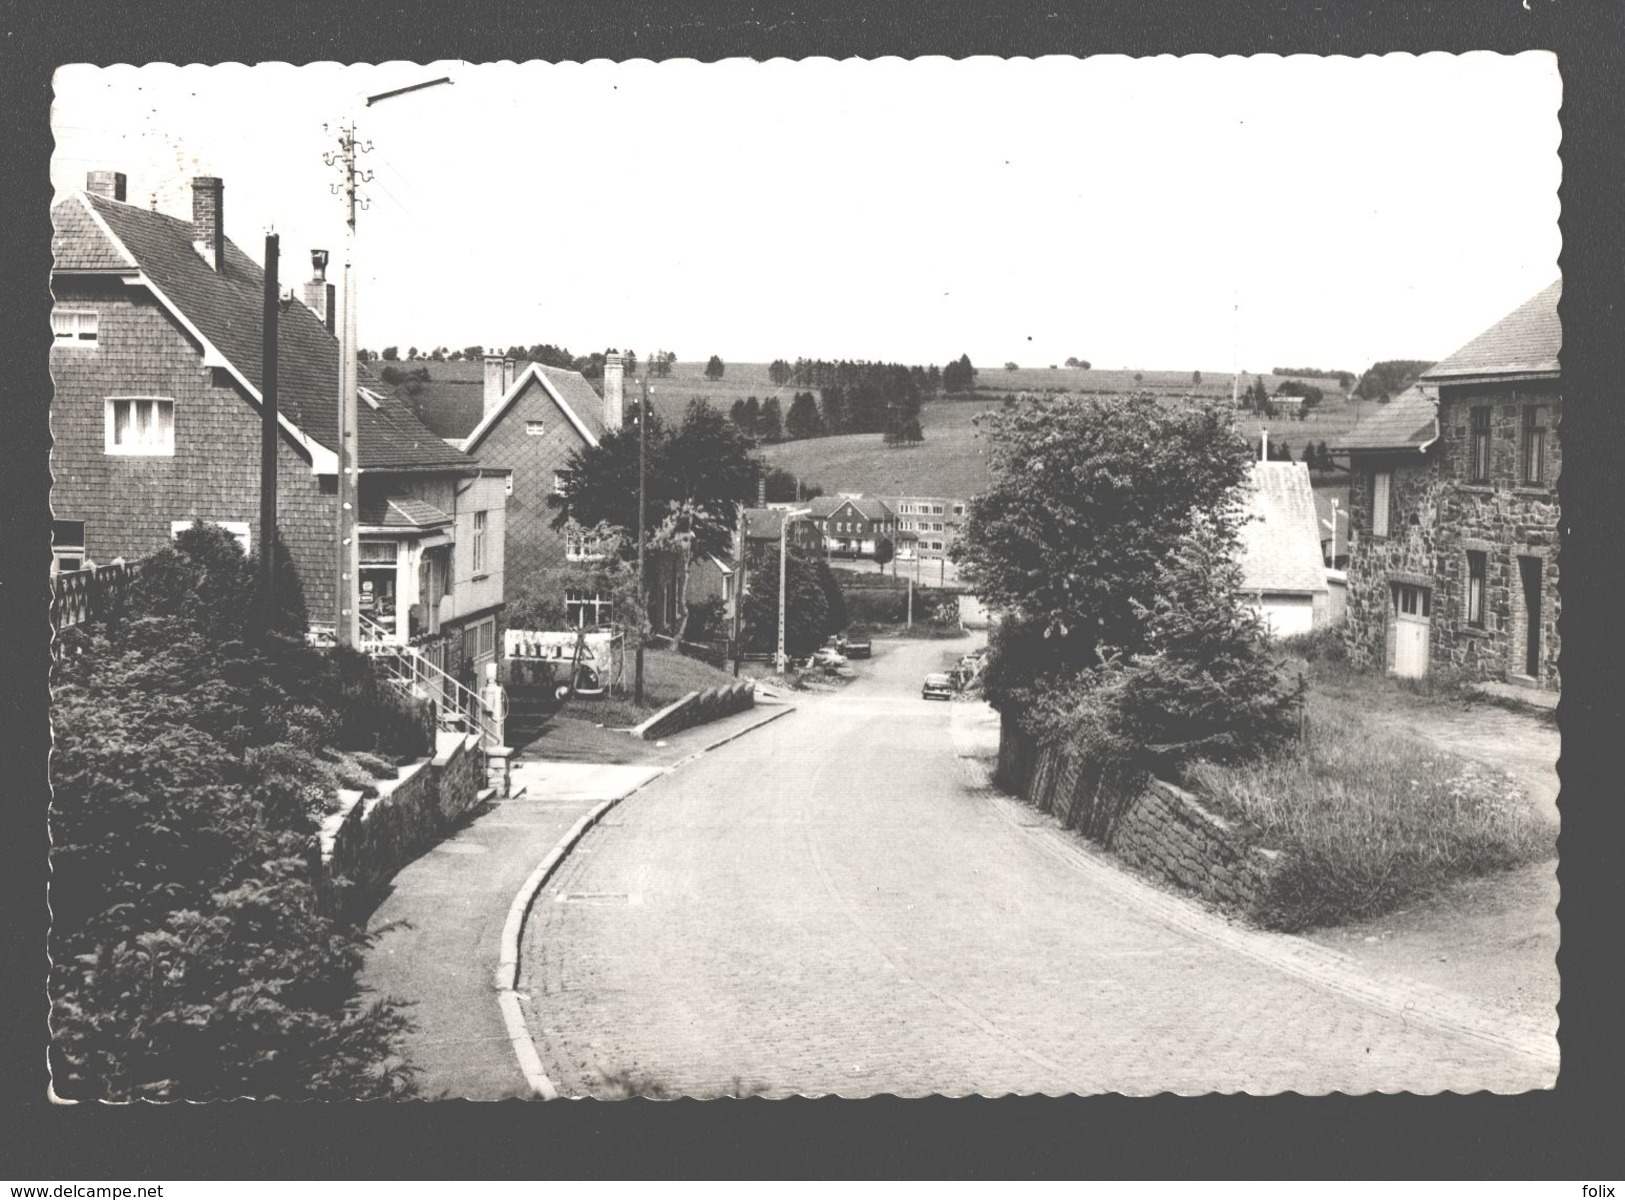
359, 613, 502, 747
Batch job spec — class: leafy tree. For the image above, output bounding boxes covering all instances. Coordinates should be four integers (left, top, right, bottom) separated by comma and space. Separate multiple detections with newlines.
705, 354, 725, 380
430, 346, 446, 361
1192, 369, 1202, 385
1065, 356, 1080, 368
1354, 359, 1434, 402
785, 390, 825, 439
816, 558, 848, 632
741, 396, 761, 438
461, 345, 483, 362
873, 535, 895, 575
381, 346, 399, 361
406, 346, 417, 360
1133, 372, 1143, 383
956, 393, 1251, 715
1005, 362, 1020, 372
759, 397, 784, 442
1105, 510, 1304, 768
761, 466, 823, 503
551, 401, 759, 641
942, 353, 977, 394
740, 548, 832, 657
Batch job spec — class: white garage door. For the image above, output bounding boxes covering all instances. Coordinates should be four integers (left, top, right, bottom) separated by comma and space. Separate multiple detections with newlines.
1258, 595, 1314, 639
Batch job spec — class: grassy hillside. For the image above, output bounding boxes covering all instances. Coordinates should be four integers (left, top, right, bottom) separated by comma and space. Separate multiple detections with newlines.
758, 390, 1381, 498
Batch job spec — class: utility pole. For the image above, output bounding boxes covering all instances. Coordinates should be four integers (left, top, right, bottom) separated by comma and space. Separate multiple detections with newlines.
635, 375, 648, 705
325, 75, 451, 649
257, 231, 279, 637
329, 119, 365, 648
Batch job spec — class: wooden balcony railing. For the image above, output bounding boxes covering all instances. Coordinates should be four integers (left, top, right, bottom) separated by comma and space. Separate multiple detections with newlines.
50, 559, 143, 632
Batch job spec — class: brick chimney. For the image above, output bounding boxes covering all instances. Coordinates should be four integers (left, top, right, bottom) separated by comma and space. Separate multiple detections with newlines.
85, 170, 127, 202
483, 349, 510, 415
602, 351, 625, 431
302, 249, 335, 334
191, 176, 225, 272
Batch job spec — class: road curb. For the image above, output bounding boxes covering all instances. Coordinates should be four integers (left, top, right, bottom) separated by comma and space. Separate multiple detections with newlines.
494, 702, 798, 1099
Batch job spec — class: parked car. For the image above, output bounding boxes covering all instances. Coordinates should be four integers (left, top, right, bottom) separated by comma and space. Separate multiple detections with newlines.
844, 631, 873, 659
921, 672, 954, 701
812, 646, 848, 668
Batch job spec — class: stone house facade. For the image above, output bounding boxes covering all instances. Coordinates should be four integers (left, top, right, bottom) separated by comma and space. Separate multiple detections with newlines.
50, 171, 507, 679
1333, 281, 1560, 690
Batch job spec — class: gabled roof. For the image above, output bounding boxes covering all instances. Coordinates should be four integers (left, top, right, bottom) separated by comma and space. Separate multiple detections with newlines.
399, 358, 607, 450
818, 495, 894, 522
459, 363, 606, 452
1329, 386, 1439, 454
359, 493, 453, 529
743, 507, 809, 540
54, 190, 472, 473
1238, 462, 1329, 596
1422, 280, 1561, 385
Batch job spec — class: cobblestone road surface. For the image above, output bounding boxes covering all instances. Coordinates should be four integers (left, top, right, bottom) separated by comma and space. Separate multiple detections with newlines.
518, 636, 1557, 1097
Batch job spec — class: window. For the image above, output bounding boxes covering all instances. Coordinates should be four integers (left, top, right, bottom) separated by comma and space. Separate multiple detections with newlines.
1522, 406, 1547, 485
565, 590, 613, 628
52, 308, 98, 346
360, 540, 398, 564
953, 504, 965, 516
552, 472, 567, 495
52, 519, 85, 573
106, 397, 174, 455
476, 618, 496, 658
1465, 550, 1487, 628
170, 519, 249, 554
1469, 405, 1491, 483
472, 511, 488, 574
1371, 470, 1392, 537
566, 527, 605, 561
1395, 583, 1430, 617
526, 421, 545, 436
931, 504, 944, 515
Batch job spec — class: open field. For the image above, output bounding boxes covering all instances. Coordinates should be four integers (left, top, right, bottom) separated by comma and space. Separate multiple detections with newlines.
757, 389, 1380, 497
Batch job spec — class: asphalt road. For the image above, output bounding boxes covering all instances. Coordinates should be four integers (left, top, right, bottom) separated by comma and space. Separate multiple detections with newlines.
518, 635, 1555, 1097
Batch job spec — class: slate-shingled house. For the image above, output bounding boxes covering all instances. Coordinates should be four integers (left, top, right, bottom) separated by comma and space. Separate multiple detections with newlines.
51, 171, 509, 679
399, 351, 612, 585
1236, 460, 1332, 637
1332, 280, 1560, 690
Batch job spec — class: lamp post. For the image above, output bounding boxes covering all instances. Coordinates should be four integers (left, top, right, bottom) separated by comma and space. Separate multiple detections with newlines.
328, 74, 452, 648
776, 507, 811, 674
635, 374, 649, 705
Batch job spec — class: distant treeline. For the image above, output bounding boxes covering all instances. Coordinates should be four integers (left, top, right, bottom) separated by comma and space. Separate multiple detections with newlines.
744, 354, 983, 446
1354, 360, 1435, 402
1272, 366, 1356, 388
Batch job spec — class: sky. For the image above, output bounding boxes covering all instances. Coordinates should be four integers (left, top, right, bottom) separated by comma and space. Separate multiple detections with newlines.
50, 54, 1561, 376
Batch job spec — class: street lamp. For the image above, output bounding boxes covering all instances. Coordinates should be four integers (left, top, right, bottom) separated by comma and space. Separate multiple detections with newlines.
777, 507, 811, 674
328, 74, 453, 648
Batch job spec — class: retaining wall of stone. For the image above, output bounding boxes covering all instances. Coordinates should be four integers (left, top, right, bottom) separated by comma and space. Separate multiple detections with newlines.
634, 681, 755, 741
1008, 729, 1282, 917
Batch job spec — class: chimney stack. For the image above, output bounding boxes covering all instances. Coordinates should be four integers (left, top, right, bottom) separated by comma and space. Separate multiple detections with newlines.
302, 249, 335, 334
504, 354, 516, 395
191, 176, 225, 272
603, 351, 625, 431
483, 349, 509, 414
85, 171, 127, 202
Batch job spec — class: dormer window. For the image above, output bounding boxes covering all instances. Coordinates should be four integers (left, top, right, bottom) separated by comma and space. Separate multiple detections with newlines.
52, 308, 98, 346
526, 421, 546, 436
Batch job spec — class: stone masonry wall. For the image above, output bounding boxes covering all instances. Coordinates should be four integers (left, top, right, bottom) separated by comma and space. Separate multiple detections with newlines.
635, 681, 755, 741
1432, 384, 1561, 689
1016, 739, 1281, 917
1341, 450, 1441, 674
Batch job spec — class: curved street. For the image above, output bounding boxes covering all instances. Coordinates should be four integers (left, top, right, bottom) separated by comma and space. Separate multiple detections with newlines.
518, 635, 1556, 1097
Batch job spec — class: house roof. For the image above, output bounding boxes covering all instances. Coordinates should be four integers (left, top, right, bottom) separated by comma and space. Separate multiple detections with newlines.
359, 493, 453, 529
400, 359, 607, 448
743, 508, 815, 540
814, 495, 894, 522
1422, 279, 1562, 385
1238, 462, 1329, 596
55, 190, 471, 473
1329, 385, 1439, 453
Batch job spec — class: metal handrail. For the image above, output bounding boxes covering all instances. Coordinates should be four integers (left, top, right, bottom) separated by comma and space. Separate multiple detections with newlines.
368, 641, 499, 747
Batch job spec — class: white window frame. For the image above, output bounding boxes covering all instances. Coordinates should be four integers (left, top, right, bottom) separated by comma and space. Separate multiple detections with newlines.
552, 472, 567, 495
52, 308, 99, 347
472, 510, 488, 575
106, 397, 175, 456
1371, 470, 1392, 538
171, 519, 250, 554
565, 589, 614, 628
526, 420, 546, 436
566, 527, 606, 562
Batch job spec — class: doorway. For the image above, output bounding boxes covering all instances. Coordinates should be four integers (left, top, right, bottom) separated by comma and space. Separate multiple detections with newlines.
1519, 556, 1543, 678
1392, 582, 1430, 679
